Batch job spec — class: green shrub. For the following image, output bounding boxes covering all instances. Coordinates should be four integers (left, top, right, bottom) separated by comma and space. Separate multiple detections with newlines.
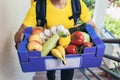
104, 15, 120, 38
114, 0, 120, 7
83, 0, 95, 9
82, 0, 120, 38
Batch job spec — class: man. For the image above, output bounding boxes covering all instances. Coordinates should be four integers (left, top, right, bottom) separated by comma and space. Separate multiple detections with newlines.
14, 0, 100, 80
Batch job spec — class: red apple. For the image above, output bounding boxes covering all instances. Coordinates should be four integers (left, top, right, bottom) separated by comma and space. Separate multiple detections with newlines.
27, 40, 42, 51
32, 27, 43, 34
29, 34, 42, 44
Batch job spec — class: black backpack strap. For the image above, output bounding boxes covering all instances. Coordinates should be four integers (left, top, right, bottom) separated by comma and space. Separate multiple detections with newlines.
36, 0, 46, 27
69, 0, 81, 25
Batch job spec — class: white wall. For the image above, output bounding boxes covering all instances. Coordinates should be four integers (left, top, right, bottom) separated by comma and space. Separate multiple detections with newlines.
0, 0, 35, 80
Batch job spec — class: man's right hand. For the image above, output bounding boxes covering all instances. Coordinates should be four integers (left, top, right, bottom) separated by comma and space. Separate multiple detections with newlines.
14, 24, 25, 49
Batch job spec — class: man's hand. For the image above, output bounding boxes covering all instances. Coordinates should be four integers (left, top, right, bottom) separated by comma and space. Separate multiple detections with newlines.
86, 19, 101, 37
15, 42, 20, 49
14, 24, 25, 49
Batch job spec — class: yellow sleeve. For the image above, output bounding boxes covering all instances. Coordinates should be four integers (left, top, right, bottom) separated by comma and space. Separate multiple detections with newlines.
23, 2, 37, 28
80, 0, 91, 23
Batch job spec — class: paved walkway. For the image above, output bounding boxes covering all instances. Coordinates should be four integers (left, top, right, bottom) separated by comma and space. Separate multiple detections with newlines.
106, 7, 120, 19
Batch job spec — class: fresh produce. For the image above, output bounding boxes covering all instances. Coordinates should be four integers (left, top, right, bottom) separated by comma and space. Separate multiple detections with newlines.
51, 49, 66, 64
57, 24, 65, 33
32, 27, 43, 34
27, 27, 43, 51
59, 34, 71, 47
27, 24, 93, 57
82, 32, 90, 42
78, 42, 93, 54
56, 46, 66, 62
83, 42, 93, 47
66, 44, 77, 54
41, 34, 60, 57
27, 40, 42, 51
56, 24, 70, 34
44, 29, 52, 38
29, 34, 42, 44
39, 28, 55, 45
39, 32, 47, 44
39, 24, 70, 45
50, 26, 57, 35
71, 31, 84, 46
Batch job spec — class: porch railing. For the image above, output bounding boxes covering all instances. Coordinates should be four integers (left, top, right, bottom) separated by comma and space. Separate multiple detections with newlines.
79, 38, 120, 80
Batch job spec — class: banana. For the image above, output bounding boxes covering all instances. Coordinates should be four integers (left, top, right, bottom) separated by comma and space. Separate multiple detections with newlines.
56, 46, 66, 63
51, 49, 64, 61
51, 48, 66, 64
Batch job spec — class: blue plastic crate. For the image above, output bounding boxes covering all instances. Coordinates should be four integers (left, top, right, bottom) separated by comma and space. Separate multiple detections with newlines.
17, 24, 105, 72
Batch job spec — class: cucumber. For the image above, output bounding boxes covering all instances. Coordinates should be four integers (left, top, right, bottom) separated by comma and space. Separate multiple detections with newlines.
41, 34, 60, 57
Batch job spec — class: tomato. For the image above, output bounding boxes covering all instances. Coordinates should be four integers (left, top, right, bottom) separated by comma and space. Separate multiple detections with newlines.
71, 31, 84, 46
66, 44, 77, 54
84, 42, 92, 47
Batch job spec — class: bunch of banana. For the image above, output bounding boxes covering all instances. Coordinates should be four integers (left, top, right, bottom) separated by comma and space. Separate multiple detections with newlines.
51, 45, 66, 65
